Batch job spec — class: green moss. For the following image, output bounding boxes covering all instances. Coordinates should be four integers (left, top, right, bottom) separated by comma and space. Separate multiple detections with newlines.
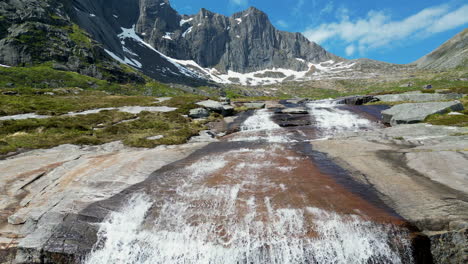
68, 24, 92, 48
425, 113, 468, 127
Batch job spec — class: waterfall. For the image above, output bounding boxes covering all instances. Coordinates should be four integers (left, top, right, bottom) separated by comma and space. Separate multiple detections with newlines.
85, 104, 414, 264
307, 100, 378, 138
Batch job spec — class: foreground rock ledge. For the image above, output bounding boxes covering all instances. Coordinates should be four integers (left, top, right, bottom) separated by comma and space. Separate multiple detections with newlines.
312, 124, 468, 264
0, 141, 209, 264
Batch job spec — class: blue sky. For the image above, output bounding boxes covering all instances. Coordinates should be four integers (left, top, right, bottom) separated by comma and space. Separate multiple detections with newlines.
170, 0, 468, 64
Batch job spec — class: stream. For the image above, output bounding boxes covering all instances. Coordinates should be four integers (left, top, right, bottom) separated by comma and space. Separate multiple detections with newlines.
84, 100, 414, 264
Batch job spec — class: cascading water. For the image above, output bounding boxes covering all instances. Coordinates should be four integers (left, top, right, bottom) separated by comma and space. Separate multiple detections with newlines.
307, 100, 378, 138
85, 104, 414, 264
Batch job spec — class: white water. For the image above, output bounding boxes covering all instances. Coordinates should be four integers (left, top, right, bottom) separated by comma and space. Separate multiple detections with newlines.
229, 109, 294, 143
307, 100, 377, 139
85, 105, 413, 264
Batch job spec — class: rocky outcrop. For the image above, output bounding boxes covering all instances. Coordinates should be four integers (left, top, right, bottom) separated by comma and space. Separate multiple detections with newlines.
413, 28, 468, 70
196, 100, 234, 117
312, 124, 468, 264
136, 1, 339, 73
381, 101, 464, 125
0, 141, 209, 263
375, 92, 463, 103
0, 0, 145, 84
337, 95, 378, 105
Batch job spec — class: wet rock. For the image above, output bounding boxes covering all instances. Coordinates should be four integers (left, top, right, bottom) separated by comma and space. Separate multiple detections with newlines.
280, 107, 308, 114
429, 229, 467, 264
189, 108, 210, 119
189, 130, 218, 143
423, 84, 433, 89
337, 95, 378, 105
382, 101, 464, 125
0, 141, 208, 263
375, 93, 463, 102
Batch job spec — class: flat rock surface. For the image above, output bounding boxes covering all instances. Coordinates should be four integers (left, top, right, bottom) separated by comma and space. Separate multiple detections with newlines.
376, 93, 463, 102
382, 101, 464, 125
196, 100, 224, 111
312, 124, 468, 233
0, 141, 208, 261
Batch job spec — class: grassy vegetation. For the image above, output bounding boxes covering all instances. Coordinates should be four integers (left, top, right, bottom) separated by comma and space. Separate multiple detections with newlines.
0, 64, 186, 96
255, 69, 468, 99
0, 91, 161, 116
424, 96, 468, 127
0, 94, 223, 154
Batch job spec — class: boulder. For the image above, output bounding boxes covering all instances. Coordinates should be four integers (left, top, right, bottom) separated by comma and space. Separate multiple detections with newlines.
375, 93, 462, 102
382, 101, 464, 125
196, 100, 224, 112
222, 105, 235, 117
423, 84, 433, 89
280, 107, 308, 114
189, 108, 210, 119
243, 103, 266, 109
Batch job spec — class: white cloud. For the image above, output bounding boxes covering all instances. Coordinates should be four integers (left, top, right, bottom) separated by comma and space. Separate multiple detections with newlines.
428, 5, 468, 33
229, 0, 248, 6
276, 20, 289, 28
345, 45, 355, 56
303, 4, 468, 56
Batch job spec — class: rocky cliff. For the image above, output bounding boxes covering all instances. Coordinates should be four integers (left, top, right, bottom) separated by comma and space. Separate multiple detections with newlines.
0, 0, 148, 84
136, 1, 339, 73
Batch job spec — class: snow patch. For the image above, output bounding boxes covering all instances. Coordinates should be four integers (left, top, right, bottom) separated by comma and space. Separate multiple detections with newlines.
163, 32, 174, 40
0, 64, 10, 68
235, 18, 242, 24
180, 18, 193, 26
182, 27, 193, 38
89, 14, 96, 17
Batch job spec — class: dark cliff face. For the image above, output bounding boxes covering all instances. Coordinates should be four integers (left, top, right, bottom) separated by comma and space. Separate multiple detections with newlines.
137, 2, 339, 73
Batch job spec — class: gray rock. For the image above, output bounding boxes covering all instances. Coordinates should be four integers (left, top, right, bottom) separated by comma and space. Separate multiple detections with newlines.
382, 101, 464, 125
196, 100, 224, 111
222, 105, 234, 117
189, 108, 210, 119
375, 93, 463, 103
280, 107, 308, 114
243, 103, 265, 109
